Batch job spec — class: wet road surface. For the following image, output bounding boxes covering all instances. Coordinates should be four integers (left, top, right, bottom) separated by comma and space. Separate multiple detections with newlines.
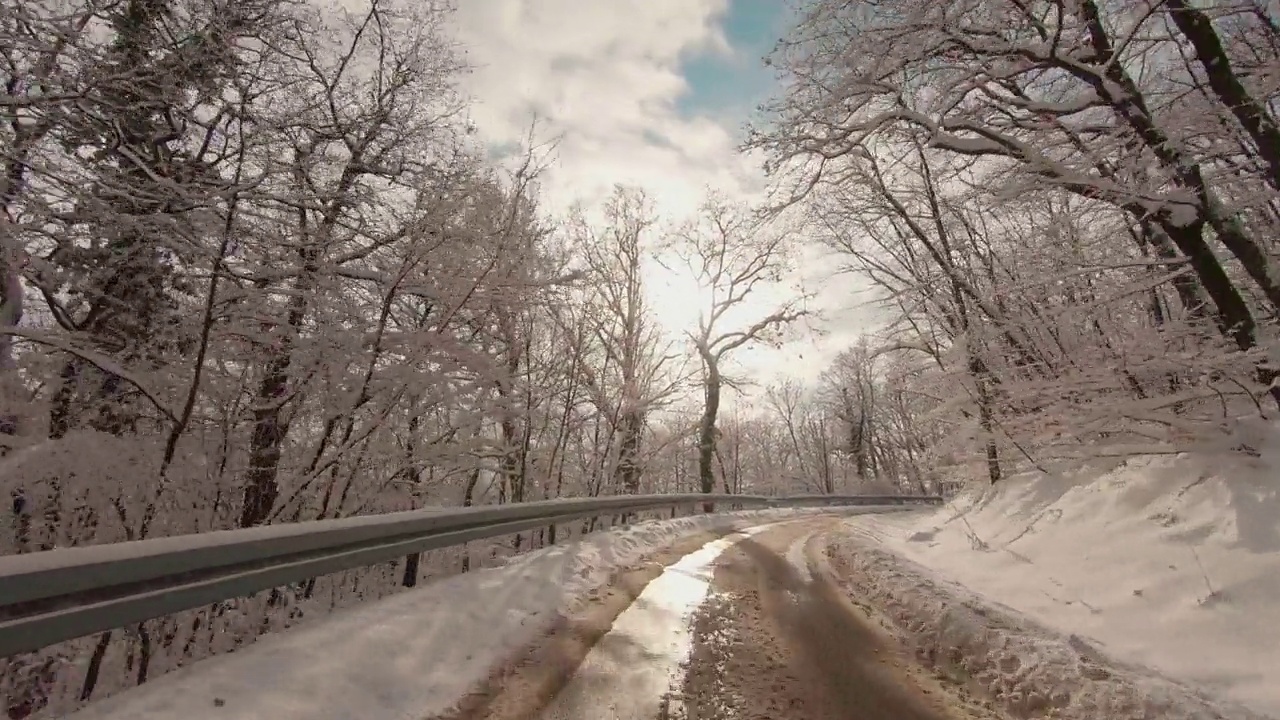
527, 518, 1002, 720
676, 522, 999, 720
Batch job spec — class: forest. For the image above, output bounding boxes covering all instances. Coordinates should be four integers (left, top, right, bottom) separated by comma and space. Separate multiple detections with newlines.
2, 0, 1278, 716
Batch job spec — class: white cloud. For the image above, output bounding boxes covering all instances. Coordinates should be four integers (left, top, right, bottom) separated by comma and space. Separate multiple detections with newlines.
452, 0, 757, 215
450, 0, 877, 391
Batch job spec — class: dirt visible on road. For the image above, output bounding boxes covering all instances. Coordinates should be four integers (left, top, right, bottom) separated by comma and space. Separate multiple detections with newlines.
428, 526, 741, 720
678, 520, 1005, 720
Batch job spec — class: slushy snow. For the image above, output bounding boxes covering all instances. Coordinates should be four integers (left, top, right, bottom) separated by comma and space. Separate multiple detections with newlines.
537, 525, 770, 720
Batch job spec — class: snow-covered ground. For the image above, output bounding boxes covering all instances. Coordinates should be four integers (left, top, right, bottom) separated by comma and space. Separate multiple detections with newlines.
51, 433, 1280, 720
843, 437, 1280, 718
61, 507, 833, 720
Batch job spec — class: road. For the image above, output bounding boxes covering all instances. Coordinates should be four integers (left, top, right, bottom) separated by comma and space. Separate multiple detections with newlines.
675, 520, 1000, 720
451, 517, 1004, 720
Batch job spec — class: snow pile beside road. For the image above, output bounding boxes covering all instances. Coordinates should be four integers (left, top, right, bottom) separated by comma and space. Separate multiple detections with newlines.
61, 507, 826, 720
820, 541, 1268, 720
830, 425, 1280, 719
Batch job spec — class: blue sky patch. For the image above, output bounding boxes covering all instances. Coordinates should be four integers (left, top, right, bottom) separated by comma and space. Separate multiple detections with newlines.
676, 0, 795, 132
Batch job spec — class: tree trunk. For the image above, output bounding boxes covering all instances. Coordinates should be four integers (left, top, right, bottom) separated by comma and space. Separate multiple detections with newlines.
972, 356, 1002, 485
697, 353, 721, 513
1165, 0, 1280, 193
460, 468, 480, 573
1159, 220, 1257, 351
0, 239, 23, 439
135, 621, 152, 685
615, 411, 643, 495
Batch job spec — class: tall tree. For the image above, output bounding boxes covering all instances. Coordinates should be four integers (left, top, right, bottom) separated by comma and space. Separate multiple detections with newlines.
671, 194, 811, 507
569, 185, 682, 495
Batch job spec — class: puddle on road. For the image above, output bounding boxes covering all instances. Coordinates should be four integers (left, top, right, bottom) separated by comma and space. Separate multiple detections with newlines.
537, 525, 770, 720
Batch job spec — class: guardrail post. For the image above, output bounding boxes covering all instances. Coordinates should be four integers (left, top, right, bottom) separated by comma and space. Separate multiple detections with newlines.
401, 553, 421, 588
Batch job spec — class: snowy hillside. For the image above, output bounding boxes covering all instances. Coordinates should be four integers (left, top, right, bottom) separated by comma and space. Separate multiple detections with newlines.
845, 440, 1280, 717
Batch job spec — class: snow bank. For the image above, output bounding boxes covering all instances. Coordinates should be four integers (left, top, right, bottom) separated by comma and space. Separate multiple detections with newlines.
836, 430, 1280, 718
821, 539, 1269, 720
61, 507, 830, 720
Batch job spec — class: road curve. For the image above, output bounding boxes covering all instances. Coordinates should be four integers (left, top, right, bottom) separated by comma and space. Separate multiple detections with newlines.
530, 518, 1002, 720
678, 520, 1001, 719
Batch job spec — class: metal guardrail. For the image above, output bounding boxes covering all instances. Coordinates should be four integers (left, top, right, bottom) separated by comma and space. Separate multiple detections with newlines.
0, 492, 940, 658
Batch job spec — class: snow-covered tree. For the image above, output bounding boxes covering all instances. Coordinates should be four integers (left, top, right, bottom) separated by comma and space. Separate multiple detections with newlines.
750, 0, 1280, 481
668, 193, 812, 505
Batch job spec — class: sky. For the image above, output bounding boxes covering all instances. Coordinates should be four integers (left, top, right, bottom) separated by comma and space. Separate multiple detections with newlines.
451, 0, 881, 390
